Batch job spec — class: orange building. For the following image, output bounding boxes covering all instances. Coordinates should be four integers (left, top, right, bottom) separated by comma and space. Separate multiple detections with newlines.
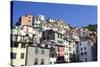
19, 14, 33, 26
55, 45, 64, 57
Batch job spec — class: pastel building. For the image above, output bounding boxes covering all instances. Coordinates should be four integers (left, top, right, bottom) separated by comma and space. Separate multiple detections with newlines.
41, 40, 57, 64
11, 26, 36, 66
41, 29, 66, 63
11, 31, 29, 66
69, 39, 77, 62
18, 14, 33, 26
77, 40, 93, 62
26, 45, 50, 65
63, 37, 70, 62
17, 14, 70, 34
41, 29, 64, 45
55, 44, 65, 63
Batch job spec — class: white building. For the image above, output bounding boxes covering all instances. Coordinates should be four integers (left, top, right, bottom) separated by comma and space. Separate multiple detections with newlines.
63, 36, 76, 62
63, 38, 70, 62
11, 25, 37, 66
77, 40, 93, 62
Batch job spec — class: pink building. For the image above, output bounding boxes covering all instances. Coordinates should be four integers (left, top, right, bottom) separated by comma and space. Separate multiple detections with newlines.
55, 45, 64, 57
19, 14, 33, 26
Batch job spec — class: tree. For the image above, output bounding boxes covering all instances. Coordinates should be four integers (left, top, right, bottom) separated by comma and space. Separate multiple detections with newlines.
84, 24, 97, 31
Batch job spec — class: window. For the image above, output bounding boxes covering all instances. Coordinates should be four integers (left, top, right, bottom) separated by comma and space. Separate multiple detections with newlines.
70, 53, 72, 56
58, 47, 60, 52
11, 52, 16, 59
69, 47, 71, 51
85, 58, 87, 61
81, 48, 83, 50
28, 20, 31, 22
64, 52, 67, 55
21, 43, 26, 48
50, 62, 52, 64
11, 42, 18, 48
21, 65, 24, 66
84, 47, 86, 50
84, 52, 87, 56
20, 27, 23, 30
34, 58, 38, 65
12, 35, 17, 41
80, 43, 81, 46
69, 42, 71, 45
58, 34, 59, 38
36, 19, 38, 22
58, 53, 60, 57
28, 16, 31, 18
42, 49, 44, 54
60, 34, 62, 39
41, 58, 44, 64
58, 40, 63, 44
35, 47, 38, 54
67, 53, 68, 55
73, 45, 74, 48
21, 53, 24, 59
81, 52, 83, 56
65, 52, 68, 55
26, 34, 29, 37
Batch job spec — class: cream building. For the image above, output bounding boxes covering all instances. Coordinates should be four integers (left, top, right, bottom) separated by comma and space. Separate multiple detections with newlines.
11, 25, 37, 66
63, 38, 70, 62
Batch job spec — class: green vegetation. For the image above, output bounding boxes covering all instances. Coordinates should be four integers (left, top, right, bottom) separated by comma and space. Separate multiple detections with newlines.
84, 24, 97, 31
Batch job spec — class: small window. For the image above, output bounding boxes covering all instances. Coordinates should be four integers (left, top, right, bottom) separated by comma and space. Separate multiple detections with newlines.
60, 34, 62, 39
69, 42, 71, 45
64, 52, 67, 55
67, 53, 69, 55
28, 20, 31, 22
65, 52, 68, 55
11, 52, 16, 59
11, 42, 18, 48
41, 58, 44, 64
80, 43, 81, 46
58, 34, 59, 38
42, 49, 44, 54
21, 43, 26, 48
81, 52, 83, 56
73, 45, 74, 48
26, 34, 29, 37
20, 27, 23, 30
84, 52, 87, 56
58, 53, 60, 57
21, 65, 24, 66
58, 47, 60, 52
34, 58, 38, 65
84, 47, 86, 50
85, 58, 87, 61
81, 48, 82, 50
35, 47, 38, 54
70, 53, 72, 56
50, 62, 52, 64
69, 47, 71, 51
66, 45, 68, 48
21, 53, 24, 59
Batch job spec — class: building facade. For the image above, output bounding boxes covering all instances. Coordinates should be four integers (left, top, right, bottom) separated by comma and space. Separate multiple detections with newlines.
26, 46, 50, 65
11, 25, 36, 66
77, 40, 93, 62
